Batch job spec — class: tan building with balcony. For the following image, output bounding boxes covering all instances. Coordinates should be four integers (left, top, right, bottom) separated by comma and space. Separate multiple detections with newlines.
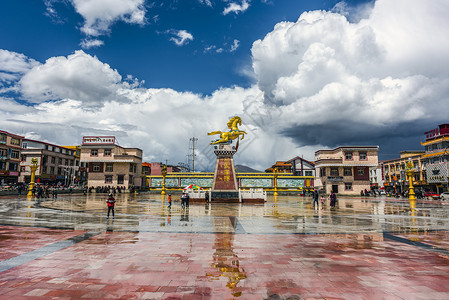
315, 146, 379, 195
382, 151, 426, 193
80, 136, 142, 188
0, 130, 23, 185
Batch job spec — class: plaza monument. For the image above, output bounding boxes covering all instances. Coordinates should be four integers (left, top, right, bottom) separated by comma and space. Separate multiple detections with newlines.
207, 116, 247, 202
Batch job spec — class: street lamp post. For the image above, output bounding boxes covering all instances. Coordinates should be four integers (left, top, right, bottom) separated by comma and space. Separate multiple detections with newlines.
406, 158, 416, 202
273, 167, 279, 196
27, 158, 38, 198
161, 164, 167, 196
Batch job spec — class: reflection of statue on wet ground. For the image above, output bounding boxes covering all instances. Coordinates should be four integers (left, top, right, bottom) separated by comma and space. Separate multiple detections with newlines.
206, 233, 247, 296
208, 116, 247, 145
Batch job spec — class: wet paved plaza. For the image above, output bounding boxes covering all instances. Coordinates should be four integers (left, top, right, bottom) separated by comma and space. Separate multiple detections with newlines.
0, 193, 448, 299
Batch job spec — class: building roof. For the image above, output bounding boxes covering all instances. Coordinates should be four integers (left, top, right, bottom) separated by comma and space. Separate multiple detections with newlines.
285, 156, 314, 166
265, 161, 292, 173
315, 146, 379, 154
23, 138, 74, 151
0, 130, 24, 139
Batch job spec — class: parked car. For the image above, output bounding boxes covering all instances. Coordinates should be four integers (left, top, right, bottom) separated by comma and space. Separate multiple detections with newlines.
424, 192, 440, 199
440, 192, 449, 201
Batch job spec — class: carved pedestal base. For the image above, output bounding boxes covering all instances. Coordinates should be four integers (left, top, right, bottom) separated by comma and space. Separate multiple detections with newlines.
211, 144, 239, 202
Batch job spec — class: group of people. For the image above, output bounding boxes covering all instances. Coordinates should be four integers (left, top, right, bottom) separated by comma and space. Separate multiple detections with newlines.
88, 186, 126, 194
167, 193, 190, 209
312, 189, 337, 208
30, 185, 59, 199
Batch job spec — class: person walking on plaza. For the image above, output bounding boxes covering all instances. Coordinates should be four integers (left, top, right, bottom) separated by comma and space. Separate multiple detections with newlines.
185, 192, 190, 208
313, 189, 319, 209
106, 193, 116, 219
52, 187, 57, 198
168, 194, 172, 209
181, 193, 186, 209
330, 191, 337, 207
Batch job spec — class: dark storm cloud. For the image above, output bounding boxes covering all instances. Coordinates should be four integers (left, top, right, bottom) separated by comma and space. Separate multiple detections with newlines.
281, 119, 436, 160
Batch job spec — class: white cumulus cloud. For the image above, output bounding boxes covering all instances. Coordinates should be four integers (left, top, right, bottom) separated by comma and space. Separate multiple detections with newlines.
250, 0, 449, 150
19, 50, 123, 105
80, 38, 105, 49
223, 0, 249, 15
168, 29, 194, 46
230, 39, 240, 52
71, 0, 147, 37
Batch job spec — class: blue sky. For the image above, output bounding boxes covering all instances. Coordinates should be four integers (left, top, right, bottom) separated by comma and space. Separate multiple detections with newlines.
1, 0, 449, 170
1, 0, 371, 94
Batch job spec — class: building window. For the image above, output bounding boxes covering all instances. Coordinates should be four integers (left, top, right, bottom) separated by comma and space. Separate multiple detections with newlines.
359, 152, 367, 160
22, 142, 27, 149
91, 149, 98, 156
57, 167, 62, 175
8, 163, 18, 171
345, 182, 352, 190
305, 170, 313, 176
10, 138, 20, 146
58, 158, 62, 165
345, 152, 353, 160
129, 164, 134, 172
320, 168, 326, 177
117, 175, 124, 184
134, 165, 137, 173
105, 175, 113, 184
344, 168, 352, 176
105, 163, 113, 172
10, 150, 19, 159
41, 166, 47, 174
93, 165, 101, 172
357, 168, 365, 176
0, 148, 6, 157
0, 134, 7, 143
330, 168, 339, 176
0, 161, 6, 170
104, 149, 111, 156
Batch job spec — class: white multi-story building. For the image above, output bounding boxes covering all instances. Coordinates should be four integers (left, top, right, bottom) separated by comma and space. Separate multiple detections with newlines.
80, 136, 142, 188
315, 146, 379, 195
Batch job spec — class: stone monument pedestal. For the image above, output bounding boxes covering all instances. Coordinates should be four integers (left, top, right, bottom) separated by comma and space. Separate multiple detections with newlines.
210, 144, 240, 202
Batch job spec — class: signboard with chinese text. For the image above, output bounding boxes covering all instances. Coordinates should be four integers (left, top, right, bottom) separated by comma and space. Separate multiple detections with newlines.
82, 136, 115, 145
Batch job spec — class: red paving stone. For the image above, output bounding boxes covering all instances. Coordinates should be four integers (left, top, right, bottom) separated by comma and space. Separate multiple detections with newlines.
0, 227, 449, 298
0, 225, 85, 260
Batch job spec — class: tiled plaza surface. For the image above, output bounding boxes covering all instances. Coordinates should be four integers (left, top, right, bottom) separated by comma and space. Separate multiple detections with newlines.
0, 193, 448, 299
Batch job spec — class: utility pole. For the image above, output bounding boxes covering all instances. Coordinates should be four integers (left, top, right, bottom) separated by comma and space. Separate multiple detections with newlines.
188, 137, 198, 172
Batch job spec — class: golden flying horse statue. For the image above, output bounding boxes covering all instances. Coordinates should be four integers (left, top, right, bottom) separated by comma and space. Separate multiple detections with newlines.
208, 116, 247, 145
